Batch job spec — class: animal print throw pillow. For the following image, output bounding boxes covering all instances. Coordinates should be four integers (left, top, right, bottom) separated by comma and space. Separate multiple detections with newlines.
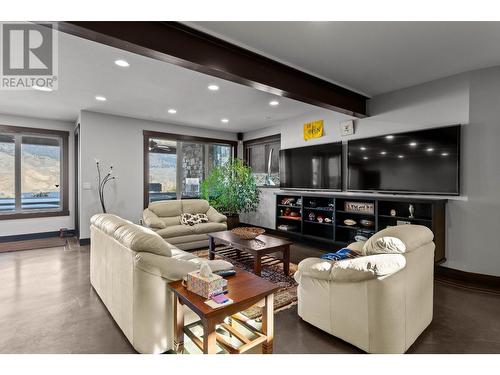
180, 213, 209, 226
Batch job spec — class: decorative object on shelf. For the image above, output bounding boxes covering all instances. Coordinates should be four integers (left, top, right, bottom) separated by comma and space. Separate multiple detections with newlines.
95, 159, 116, 213
355, 235, 369, 242
281, 197, 296, 205
360, 219, 375, 228
296, 198, 302, 206
340, 120, 355, 136
317, 215, 324, 223
390, 209, 397, 217
231, 227, 265, 240
303, 119, 324, 141
284, 207, 291, 216
308, 200, 317, 208
324, 217, 332, 223
308, 211, 316, 221
278, 224, 298, 231
280, 209, 284, 216
289, 211, 300, 217
344, 201, 375, 214
397, 220, 411, 226
344, 219, 357, 226
201, 158, 259, 229
409, 204, 415, 218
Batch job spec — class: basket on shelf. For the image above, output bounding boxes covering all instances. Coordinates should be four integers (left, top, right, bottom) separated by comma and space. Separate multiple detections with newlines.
231, 227, 265, 240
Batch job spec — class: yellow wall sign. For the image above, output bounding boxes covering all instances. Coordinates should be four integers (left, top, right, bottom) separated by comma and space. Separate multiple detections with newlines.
304, 120, 324, 140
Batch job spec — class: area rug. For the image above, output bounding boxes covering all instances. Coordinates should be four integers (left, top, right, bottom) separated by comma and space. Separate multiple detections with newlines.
193, 248, 298, 319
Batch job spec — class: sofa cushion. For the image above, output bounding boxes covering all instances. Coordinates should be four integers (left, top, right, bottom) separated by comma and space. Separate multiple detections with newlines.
156, 224, 196, 239
192, 222, 227, 234
330, 254, 406, 282
114, 224, 173, 257
182, 199, 210, 214
161, 216, 181, 226
90, 213, 131, 235
165, 233, 210, 245
149, 200, 182, 217
364, 236, 407, 255
363, 224, 433, 254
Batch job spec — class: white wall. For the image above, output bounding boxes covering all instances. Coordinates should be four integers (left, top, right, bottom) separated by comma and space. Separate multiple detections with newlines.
78, 111, 237, 239
243, 69, 500, 277
0, 113, 75, 237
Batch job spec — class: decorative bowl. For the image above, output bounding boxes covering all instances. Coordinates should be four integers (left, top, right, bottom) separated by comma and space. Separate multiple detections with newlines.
360, 219, 374, 228
344, 219, 357, 226
231, 227, 265, 240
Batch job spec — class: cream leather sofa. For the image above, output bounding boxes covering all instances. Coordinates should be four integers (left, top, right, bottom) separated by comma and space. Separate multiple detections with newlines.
143, 199, 227, 250
90, 213, 232, 353
294, 225, 435, 354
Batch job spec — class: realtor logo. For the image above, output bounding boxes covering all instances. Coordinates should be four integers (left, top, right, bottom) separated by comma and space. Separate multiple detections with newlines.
0, 22, 58, 90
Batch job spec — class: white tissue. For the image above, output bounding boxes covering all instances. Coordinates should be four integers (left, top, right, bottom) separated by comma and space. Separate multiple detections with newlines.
199, 262, 213, 278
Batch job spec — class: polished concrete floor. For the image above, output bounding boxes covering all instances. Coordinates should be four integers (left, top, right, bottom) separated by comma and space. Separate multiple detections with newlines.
1, 242, 500, 354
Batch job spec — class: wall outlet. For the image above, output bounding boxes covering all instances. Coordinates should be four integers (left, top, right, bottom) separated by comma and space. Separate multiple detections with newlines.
83, 182, 92, 190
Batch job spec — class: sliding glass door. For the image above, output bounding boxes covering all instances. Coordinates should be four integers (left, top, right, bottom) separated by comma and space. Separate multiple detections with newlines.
144, 131, 236, 206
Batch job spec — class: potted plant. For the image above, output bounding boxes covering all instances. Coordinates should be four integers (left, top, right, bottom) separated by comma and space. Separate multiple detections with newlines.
200, 158, 260, 229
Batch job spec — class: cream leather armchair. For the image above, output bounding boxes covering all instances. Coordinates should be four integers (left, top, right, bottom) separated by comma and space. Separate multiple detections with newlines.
294, 225, 435, 354
90, 213, 232, 354
143, 199, 227, 250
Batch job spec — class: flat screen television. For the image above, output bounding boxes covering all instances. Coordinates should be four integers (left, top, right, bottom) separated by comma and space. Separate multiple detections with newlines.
280, 142, 342, 190
347, 125, 460, 195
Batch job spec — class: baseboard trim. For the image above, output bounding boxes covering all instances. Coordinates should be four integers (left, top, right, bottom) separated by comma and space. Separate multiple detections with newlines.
0, 230, 74, 243
79, 238, 90, 246
435, 266, 500, 294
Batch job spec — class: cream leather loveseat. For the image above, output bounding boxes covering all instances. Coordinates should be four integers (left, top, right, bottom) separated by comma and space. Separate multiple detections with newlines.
90, 213, 232, 353
294, 225, 435, 354
143, 199, 227, 250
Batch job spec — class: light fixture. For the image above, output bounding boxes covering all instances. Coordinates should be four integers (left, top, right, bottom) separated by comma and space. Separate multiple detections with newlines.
363, 156, 369, 160
426, 148, 434, 152
221, 118, 229, 123
409, 142, 417, 147
114, 59, 130, 67
380, 151, 387, 155
269, 100, 279, 106
386, 135, 394, 140
441, 152, 449, 156
398, 155, 404, 159
168, 108, 177, 114
33, 85, 53, 92
95, 95, 107, 102
208, 84, 219, 91
360, 146, 366, 151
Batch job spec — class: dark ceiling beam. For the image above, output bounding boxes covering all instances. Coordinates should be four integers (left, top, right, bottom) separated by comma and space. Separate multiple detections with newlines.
58, 21, 367, 117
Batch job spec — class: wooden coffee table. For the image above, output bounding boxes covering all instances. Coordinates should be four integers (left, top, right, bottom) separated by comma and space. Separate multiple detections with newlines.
168, 268, 279, 354
208, 230, 292, 277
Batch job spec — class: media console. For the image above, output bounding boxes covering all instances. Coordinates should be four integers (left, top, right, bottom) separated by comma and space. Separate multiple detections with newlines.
275, 192, 446, 263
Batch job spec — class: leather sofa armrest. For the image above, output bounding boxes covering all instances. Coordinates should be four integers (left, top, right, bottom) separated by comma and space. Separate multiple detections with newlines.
206, 206, 227, 223
134, 252, 234, 282
143, 208, 166, 229
294, 257, 334, 283
347, 241, 365, 254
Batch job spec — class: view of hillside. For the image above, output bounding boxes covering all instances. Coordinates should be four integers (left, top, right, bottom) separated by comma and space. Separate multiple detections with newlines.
149, 152, 176, 192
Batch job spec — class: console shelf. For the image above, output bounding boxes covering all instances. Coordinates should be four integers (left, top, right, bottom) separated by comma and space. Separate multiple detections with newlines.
276, 193, 447, 263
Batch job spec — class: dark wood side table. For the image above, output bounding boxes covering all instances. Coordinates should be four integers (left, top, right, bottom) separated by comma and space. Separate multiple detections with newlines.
207, 231, 292, 276
168, 268, 279, 354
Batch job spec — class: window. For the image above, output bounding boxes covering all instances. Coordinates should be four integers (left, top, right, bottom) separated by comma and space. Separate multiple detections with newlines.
144, 131, 236, 207
0, 125, 69, 219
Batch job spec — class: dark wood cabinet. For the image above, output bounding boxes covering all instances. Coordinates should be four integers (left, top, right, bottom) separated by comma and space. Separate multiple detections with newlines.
275, 192, 447, 263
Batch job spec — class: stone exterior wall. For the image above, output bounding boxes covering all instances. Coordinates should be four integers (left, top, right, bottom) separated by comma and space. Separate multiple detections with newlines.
180, 142, 205, 197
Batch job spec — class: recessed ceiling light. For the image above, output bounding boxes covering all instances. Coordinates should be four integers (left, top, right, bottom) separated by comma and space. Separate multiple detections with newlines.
360, 146, 366, 151
426, 148, 434, 152
221, 118, 229, 123
168, 108, 177, 114
386, 135, 394, 140
409, 142, 417, 147
380, 151, 387, 155
441, 152, 449, 156
95, 95, 107, 102
269, 100, 279, 106
363, 156, 369, 160
398, 155, 404, 159
32, 85, 53, 92
114, 59, 130, 67
208, 84, 219, 91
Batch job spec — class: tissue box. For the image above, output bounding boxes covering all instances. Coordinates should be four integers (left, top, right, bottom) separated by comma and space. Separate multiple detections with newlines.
186, 270, 227, 299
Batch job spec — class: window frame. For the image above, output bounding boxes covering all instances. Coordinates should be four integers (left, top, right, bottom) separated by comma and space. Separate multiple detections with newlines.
0, 125, 69, 220
143, 130, 237, 209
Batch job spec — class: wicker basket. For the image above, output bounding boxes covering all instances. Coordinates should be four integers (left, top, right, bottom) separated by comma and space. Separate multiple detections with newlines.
231, 227, 265, 240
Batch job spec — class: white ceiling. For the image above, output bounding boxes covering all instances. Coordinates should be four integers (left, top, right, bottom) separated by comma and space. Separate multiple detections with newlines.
188, 21, 500, 96
0, 30, 326, 132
